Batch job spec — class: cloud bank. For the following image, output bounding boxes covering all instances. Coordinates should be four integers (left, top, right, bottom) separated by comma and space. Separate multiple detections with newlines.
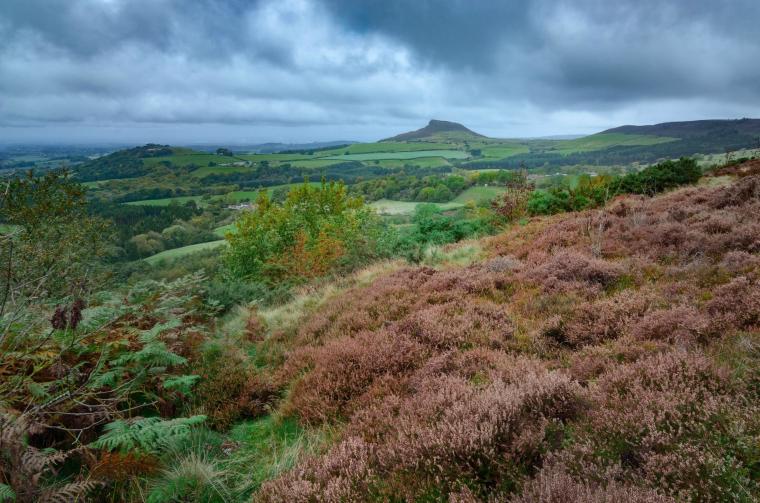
1, 0, 759, 143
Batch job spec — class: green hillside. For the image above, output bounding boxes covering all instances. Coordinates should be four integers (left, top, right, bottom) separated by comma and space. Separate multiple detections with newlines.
71, 118, 760, 211
381, 119, 488, 142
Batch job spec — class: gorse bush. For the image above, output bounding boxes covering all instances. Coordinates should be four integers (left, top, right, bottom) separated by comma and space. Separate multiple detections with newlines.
528, 174, 615, 215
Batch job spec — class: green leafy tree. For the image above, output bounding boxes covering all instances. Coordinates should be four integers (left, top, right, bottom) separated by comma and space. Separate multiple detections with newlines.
1, 170, 112, 303
225, 180, 390, 283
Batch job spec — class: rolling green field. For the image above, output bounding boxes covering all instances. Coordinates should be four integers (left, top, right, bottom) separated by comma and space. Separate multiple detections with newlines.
479, 145, 531, 158
287, 159, 346, 168
369, 157, 451, 169
321, 142, 453, 155
369, 199, 464, 216
551, 133, 677, 153
191, 164, 252, 176
368, 186, 506, 216
325, 150, 469, 161
237, 153, 317, 162
698, 148, 757, 166
125, 195, 209, 206
142, 153, 237, 168
193, 158, 340, 176
81, 179, 112, 188
213, 223, 236, 237
144, 240, 228, 264
125, 182, 321, 207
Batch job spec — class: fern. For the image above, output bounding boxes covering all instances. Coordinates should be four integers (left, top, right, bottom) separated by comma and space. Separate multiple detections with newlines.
39, 480, 101, 503
0, 484, 14, 502
26, 381, 51, 400
163, 375, 200, 396
90, 416, 207, 454
111, 341, 187, 369
138, 319, 182, 344
88, 368, 123, 389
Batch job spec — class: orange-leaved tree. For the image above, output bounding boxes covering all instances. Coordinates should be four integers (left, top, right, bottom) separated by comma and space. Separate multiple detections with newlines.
225, 180, 389, 283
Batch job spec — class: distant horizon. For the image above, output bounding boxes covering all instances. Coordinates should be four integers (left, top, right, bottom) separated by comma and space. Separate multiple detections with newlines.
0, 117, 756, 148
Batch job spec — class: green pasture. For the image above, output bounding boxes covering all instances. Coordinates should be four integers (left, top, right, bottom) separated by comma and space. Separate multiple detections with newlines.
142, 153, 235, 168
213, 224, 236, 237
479, 145, 530, 158
124, 182, 320, 207
125, 195, 207, 207
144, 240, 228, 264
0, 224, 20, 234
366, 157, 451, 169
287, 159, 344, 168
321, 141, 453, 156
237, 153, 317, 162
369, 199, 464, 216
552, 133, 677, 153
325, 150, 469, 161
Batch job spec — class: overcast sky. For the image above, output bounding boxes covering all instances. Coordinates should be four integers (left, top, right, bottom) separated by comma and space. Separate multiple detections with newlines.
2, 0, 760, 144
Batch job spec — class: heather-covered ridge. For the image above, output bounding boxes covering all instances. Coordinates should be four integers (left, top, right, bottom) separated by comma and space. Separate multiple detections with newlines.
250, 173, 760, 501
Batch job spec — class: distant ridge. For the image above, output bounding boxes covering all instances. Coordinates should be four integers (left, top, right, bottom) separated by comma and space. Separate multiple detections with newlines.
382, 119, 487, 142
602, 118, 760, 139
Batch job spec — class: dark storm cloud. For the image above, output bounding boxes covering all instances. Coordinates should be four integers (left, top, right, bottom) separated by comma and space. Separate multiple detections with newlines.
323, 0, 760, 105
1, 0, 759, 142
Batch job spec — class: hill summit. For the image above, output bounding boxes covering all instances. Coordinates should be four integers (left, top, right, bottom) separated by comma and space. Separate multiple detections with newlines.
382, 119, 487, 142
601, 118, 760, 139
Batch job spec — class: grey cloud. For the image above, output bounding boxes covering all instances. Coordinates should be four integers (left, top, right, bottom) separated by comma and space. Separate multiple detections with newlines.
323, 0, 760, 105
1, 0, 760, 143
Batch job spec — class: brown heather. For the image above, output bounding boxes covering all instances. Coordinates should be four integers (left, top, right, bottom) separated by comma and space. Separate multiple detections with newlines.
259, 362, 582, 501
511, 463, 675, 503
254, 172, 760, 502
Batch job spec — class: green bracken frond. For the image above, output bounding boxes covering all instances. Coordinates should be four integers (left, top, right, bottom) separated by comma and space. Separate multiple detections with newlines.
163, 375, 200, 395
90, 416, 207, 454
0, 484, 15, 502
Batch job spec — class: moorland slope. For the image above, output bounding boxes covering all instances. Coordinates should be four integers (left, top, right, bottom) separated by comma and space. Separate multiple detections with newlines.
249, 168, 760, 501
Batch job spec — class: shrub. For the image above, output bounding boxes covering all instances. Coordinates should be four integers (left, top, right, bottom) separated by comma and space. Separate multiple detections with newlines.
527, 159, 701, 216
394, 299, 514, 350
547, 288, 656, 347
525, 250, 624, 292
628, 305, 710, 344
706, 276, 760, 330
619, 158, 702, 195
193, 343, 279, 430
225, 180, 390, 283
260, 364, 582, 501
560, 350, 760, 501
493, 186, 533, 221
511, 463, 674, 502
283, 330, 427, 424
